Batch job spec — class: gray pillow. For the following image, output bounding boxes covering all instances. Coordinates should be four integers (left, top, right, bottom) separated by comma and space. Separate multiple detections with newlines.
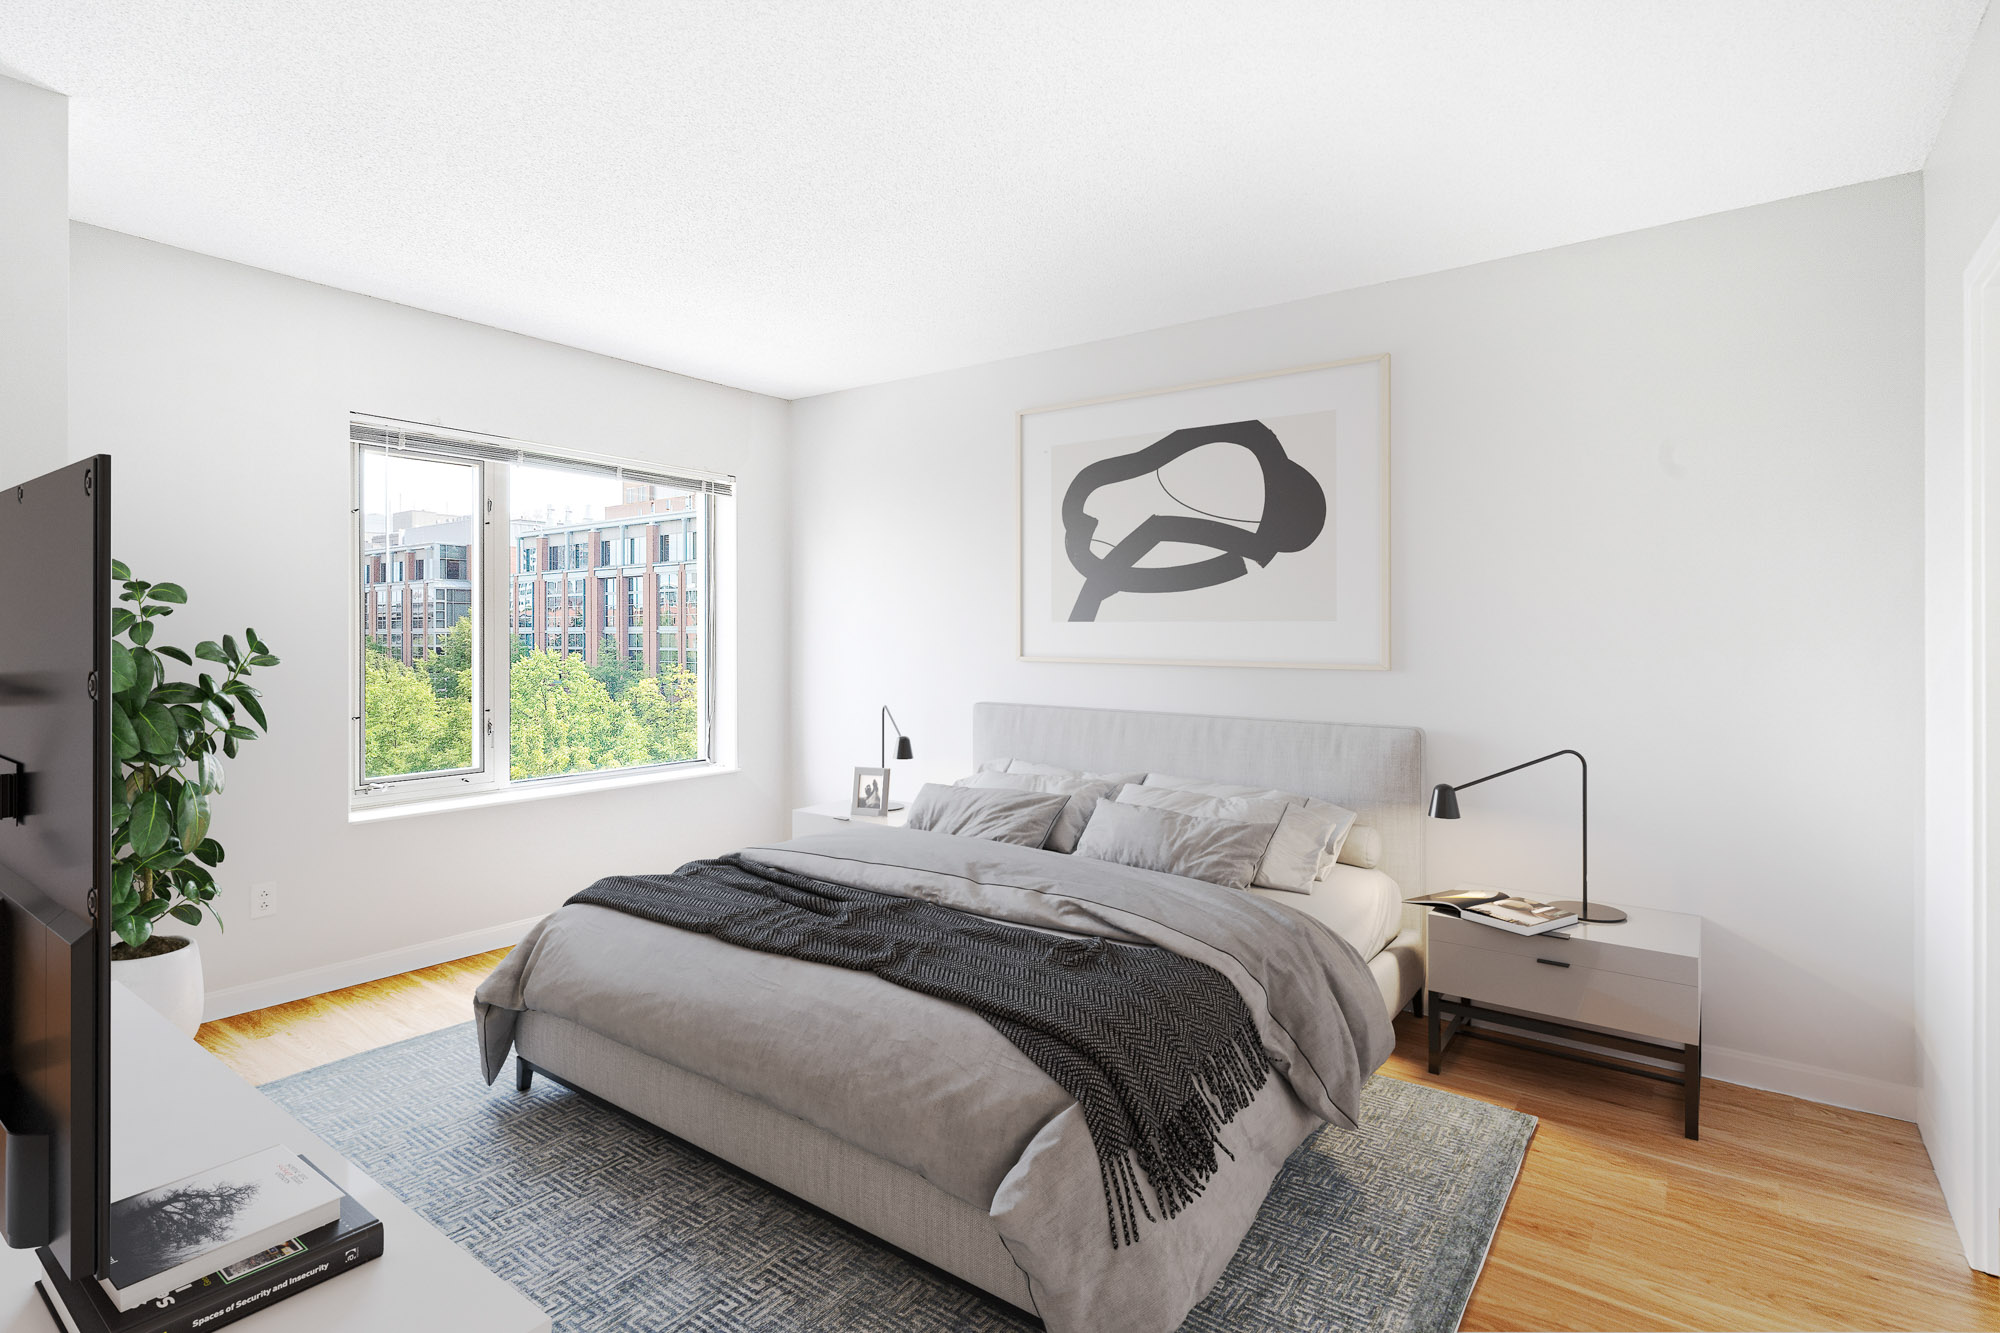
1072, 800, 1276, 891
905, 783, 1070, 848
956, 772, 1123, 853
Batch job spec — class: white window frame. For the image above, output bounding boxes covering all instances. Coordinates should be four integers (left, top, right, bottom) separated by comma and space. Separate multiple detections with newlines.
349, 416, 732, 814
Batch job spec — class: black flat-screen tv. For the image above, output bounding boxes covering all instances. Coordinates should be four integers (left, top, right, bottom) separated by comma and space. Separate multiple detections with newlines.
0, 455, 112, 1290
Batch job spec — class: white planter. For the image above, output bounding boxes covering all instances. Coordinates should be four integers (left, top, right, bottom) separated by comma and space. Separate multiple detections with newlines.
113, 936, 205, 1037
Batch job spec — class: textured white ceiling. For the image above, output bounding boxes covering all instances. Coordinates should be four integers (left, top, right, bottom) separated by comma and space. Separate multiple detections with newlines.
2, 2, 1987, 398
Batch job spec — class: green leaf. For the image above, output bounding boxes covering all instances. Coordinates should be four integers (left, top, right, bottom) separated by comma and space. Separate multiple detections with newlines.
124, 581, 151, 600
168, 904, 203, 927
223, 734, 238, 759
111, 861, 135, 905
180, 862, 214, 889
137, 847, 184, 872
245, 628, 264, 653
110, 558, 130, 580
175, 783, 209, 848
133, 703, 178, 759
129, 620, 153, 646
110, 706, 141, 762
151, 683, 203, 706
130, 646, 158, 698
138, 897, 170, 921
170, 704, 202, 734
155, 645, 193, 666
148, 583, 187, 604
195, 641, 228, 663
249, 654, 280, 668
235, 692, 268, 731
128, 790, 172, 859
225, 724, 257, 741
115, 914, 151, 950
222, 634, 239, 663
110, 642, 136, 693
193, 838, 224, 866
111, 607, 136, 637
197, 755, 224, 796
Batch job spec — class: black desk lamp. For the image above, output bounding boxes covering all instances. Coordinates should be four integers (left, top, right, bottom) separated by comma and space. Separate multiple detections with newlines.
1428, 749, 1625, 923
880, 706, 914, 812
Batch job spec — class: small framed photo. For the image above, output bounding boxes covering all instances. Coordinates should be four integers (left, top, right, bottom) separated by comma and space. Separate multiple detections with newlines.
850, 767, 891, 818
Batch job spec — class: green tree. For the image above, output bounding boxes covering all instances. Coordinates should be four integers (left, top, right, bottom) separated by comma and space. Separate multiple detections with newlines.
587, 636, 642, 700
363, 649, 471, 777
508, 651, 648, 779
622, 666, 699, 764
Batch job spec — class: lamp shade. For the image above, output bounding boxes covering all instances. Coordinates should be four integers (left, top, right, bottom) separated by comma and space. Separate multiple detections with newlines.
895, 736, 914, 761
1428, 783, 1460, 819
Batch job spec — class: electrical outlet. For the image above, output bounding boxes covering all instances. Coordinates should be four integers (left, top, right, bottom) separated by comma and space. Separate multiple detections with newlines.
251, 881, 278, 918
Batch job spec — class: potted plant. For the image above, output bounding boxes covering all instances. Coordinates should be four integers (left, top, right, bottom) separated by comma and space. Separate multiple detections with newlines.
109, 560, 278, 1035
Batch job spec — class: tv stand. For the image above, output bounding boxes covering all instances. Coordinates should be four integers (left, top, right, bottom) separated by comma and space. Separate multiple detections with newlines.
0, 984, 547, 1332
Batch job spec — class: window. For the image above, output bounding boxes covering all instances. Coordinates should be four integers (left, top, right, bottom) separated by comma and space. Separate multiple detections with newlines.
356, 448, 479, 782
352, 417, 729, 802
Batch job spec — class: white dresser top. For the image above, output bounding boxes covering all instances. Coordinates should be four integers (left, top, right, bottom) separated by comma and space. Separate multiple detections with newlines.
1443, 885, 1701, 958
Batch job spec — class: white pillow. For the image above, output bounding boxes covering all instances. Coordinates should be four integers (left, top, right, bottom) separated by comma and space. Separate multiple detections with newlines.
1141, 773, 1358, 875
956, 771, 1124, 853
1335, 824, 1383, 870
1000, 758, 1147, 786
1111, 784, 1320, 893
1073, 801, 1273, 891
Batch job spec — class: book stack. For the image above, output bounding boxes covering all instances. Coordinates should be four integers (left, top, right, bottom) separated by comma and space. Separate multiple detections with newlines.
37, 1149, 383, 1333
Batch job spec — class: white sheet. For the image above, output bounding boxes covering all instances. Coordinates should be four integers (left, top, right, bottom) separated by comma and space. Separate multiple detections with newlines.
1250, 863, 1403, 960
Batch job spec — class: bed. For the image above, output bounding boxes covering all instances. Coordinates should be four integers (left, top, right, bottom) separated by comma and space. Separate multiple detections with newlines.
474, 703, 1429, 1332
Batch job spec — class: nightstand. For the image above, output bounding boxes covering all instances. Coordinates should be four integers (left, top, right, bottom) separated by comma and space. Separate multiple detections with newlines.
1426, 898, 1703, 1138
790, 801, 911, 838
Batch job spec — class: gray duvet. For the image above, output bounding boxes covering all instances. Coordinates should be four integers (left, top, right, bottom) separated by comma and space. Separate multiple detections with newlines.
474, 828, 1394, 1333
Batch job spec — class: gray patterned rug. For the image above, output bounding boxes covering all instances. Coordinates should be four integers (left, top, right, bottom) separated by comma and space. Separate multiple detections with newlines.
263, 1023, 1533, 1332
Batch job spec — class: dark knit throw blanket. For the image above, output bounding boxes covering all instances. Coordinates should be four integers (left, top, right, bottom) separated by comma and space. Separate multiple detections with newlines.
568, 855, 1270, 1246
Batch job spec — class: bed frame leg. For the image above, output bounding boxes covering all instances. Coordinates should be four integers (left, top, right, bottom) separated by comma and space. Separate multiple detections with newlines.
515, 1056, 534, 1093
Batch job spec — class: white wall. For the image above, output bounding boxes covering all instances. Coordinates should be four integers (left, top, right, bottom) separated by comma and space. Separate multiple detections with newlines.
0, 72, 67, 482
1920, 5, 2000, 1274
790, 176, 1925, 1117
67, 224, 792, 1011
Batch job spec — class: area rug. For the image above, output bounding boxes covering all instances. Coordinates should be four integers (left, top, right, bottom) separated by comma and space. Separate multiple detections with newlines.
263, 1023, 1533, 1332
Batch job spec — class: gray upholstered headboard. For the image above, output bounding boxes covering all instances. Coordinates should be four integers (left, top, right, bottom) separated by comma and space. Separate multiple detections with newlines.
972, 702, 1426, 894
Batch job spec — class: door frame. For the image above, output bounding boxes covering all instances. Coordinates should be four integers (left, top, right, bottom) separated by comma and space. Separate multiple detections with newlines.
1955, 214, 2000, 1275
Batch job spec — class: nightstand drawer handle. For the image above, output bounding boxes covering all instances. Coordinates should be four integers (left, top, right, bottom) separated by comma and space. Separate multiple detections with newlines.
1536, 957, 1571, 968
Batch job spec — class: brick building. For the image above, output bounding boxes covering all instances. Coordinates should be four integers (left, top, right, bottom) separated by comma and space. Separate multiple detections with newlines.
361, 486, 703, 679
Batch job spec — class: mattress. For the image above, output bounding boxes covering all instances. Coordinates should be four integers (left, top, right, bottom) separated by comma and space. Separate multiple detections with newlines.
1250, 863, 1404, 960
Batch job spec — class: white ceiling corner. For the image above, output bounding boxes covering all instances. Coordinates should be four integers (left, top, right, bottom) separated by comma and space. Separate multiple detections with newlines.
2, 1, 1987, 399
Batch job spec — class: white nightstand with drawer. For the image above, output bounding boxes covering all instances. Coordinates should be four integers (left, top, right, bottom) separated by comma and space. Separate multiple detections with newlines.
1426, 898, 1703, 1138
791, 801, 910, 838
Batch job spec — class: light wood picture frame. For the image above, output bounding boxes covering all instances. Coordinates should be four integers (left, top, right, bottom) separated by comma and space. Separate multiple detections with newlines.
1015, 355, 1390, 670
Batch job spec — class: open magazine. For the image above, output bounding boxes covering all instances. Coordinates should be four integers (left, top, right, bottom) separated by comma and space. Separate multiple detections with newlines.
1461, 895, 1578, 936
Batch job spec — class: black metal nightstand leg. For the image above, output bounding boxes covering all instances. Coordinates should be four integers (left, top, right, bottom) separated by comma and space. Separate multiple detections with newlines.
1427, 992, 1441, 1074
1684, 1036, 1701, 1140
516, 1055, 535, 1093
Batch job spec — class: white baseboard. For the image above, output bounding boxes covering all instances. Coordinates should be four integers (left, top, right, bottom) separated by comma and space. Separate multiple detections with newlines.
201, 915, 545, 1023
1703, 1044, 1919, 1122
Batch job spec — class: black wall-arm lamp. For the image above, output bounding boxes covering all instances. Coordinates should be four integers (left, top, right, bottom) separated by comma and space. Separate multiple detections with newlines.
880, 705, 914, 811
1428, 749, 1626, 924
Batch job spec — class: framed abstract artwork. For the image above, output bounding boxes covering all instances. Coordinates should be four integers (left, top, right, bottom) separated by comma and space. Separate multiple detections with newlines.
1016, 355, 1389, 669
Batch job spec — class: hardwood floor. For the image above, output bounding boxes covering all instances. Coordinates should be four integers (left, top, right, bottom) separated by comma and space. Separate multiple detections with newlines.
195, 948, 511, 1085
198, 955, 2000, 1331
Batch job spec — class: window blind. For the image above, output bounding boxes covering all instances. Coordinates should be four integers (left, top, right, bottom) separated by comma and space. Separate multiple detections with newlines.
349, 417, 735, 497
